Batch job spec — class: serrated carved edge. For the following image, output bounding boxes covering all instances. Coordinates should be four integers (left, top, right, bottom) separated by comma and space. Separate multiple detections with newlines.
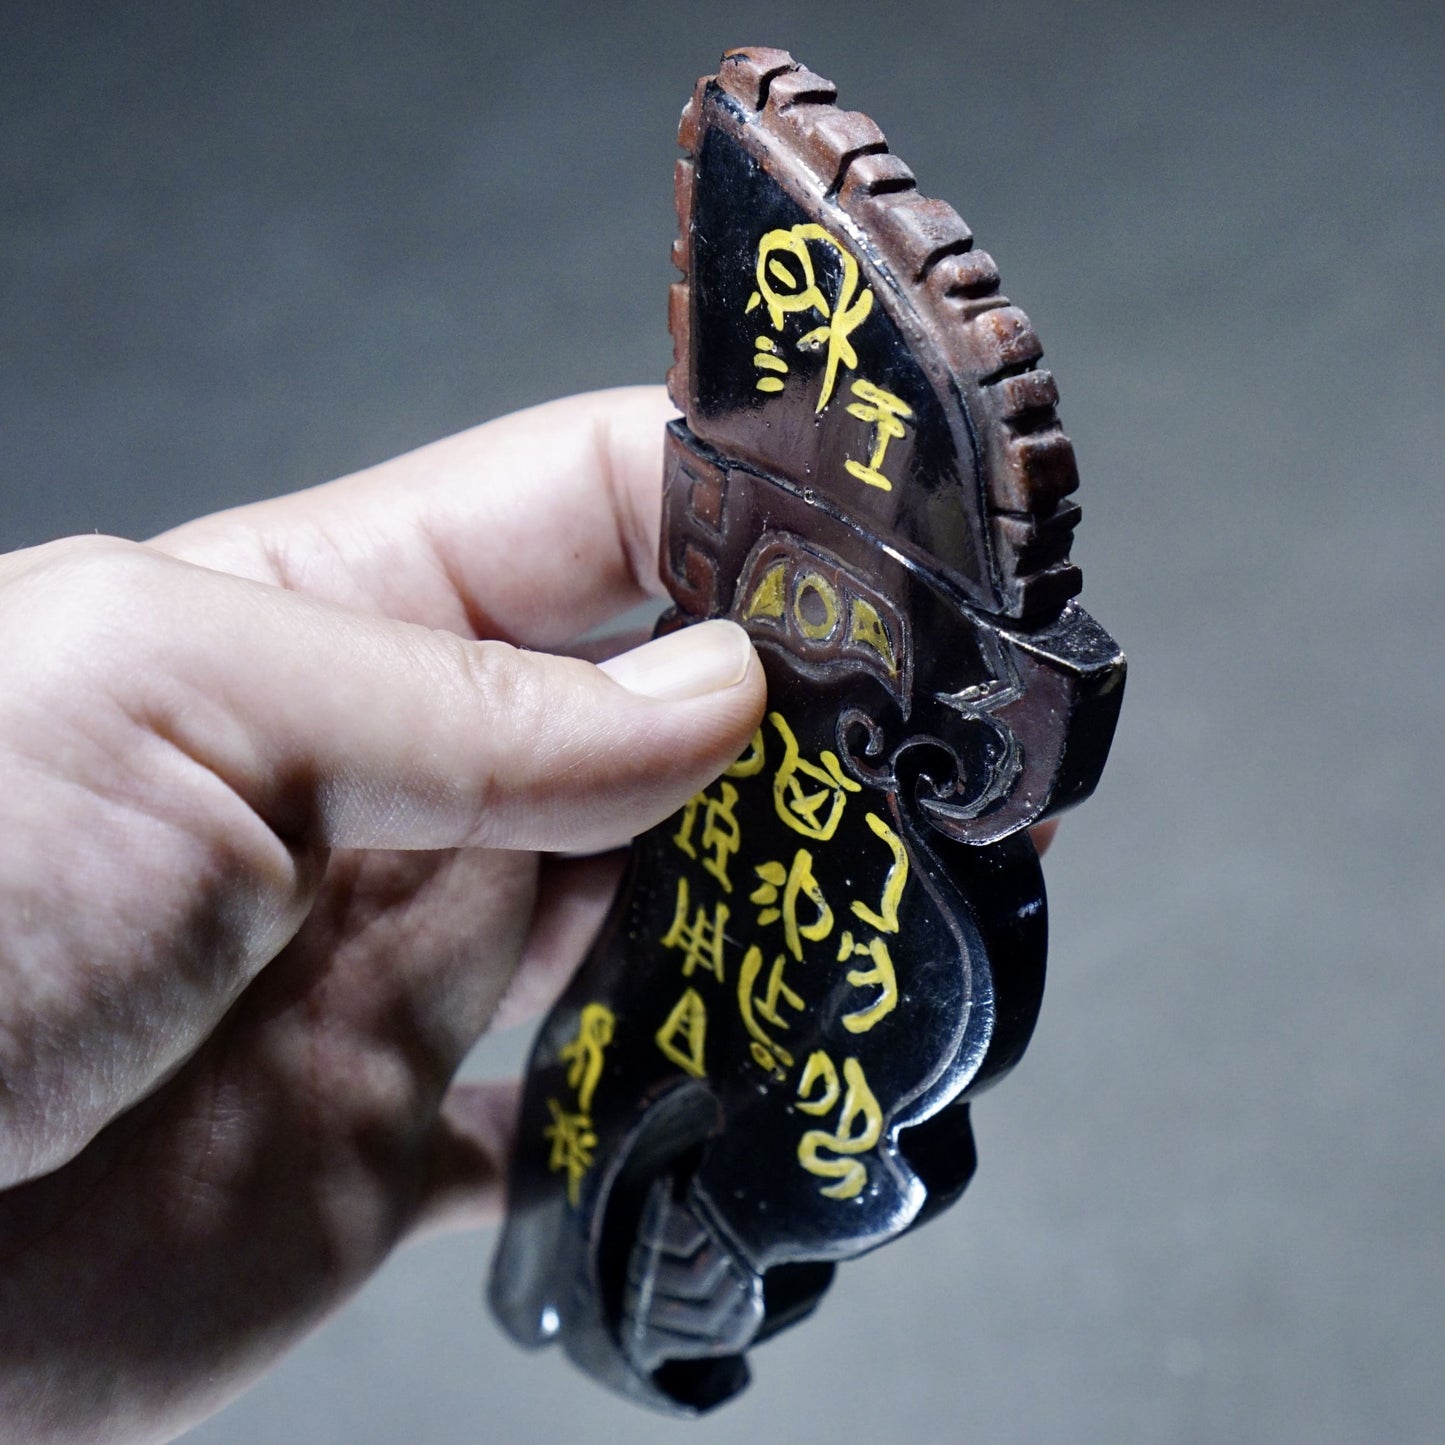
669, 47, 1083, 620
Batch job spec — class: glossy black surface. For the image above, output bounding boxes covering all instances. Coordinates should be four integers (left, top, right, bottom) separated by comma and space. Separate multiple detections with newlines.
490, 48, 1124, 1414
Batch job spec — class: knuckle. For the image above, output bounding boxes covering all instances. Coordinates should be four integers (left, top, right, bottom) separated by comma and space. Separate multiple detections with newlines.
0, 539, 182, 733
451, 637, 551, 733
440, 635, 533, 822
441, 637, 606, 842
1, 536, 169, 656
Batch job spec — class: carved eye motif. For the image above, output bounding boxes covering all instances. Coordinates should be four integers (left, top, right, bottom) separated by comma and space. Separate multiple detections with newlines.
735, 534, 911, 702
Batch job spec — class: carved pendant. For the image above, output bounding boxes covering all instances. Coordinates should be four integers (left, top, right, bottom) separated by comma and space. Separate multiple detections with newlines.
489, 47, 1125, 1414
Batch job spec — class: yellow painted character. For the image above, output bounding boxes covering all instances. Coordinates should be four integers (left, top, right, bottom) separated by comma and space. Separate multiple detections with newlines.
660, 876, 729, 982
672, 780, 742, 890
558, 1002, 615, 1114
794, 1051, 884, 1200
738, 944, 804, 1076
746, 224, 875, 411
752, 847, 834, 962
543, 1098, 599, 1208
835, 931, 899, 1034
654, 986, 709, 1078
844, 379, 913, 492
850, 811, 909, 934
768, 711, 860, 842
725, 727, 767, 778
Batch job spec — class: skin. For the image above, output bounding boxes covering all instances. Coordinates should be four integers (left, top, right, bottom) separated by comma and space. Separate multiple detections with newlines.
0, 386, 1055, 1442
0, 388, 766, 1442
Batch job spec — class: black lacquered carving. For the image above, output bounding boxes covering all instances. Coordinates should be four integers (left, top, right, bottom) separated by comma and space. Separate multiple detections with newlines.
489, 47, 1125, 1414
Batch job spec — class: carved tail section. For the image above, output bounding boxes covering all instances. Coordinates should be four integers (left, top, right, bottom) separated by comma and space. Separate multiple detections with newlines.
622, 1179, 763, 1385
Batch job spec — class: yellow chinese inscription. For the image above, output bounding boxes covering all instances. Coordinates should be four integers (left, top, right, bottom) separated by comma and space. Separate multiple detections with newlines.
559, 1002, 615, 1113
726, 727, 767, 778
650, 693, 915, 1206
738, 944, 805, 1076
850, 811, 909, 934
752, 847, 835, 962
769, 711, 860, 842
843, 379, 913, 492
661, 876, 730, 982
673, 780, 743, 892
655, 986, 709, 1078
752, 334, 788, 393
795, 1050, 884, 1200
543, 1100, 598, 1207
835, 932, 899, 1034
746, 224, 875, 412
543, 1002, 617, 1206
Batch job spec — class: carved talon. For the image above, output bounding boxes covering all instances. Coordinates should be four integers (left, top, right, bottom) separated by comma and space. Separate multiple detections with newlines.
622, 1179, 764, 1376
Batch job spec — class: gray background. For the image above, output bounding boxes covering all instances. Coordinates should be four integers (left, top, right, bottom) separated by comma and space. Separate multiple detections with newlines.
4, 1, 1442, 1441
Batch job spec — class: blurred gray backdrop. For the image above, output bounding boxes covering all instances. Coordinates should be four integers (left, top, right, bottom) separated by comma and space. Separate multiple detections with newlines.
3, 1, 1442, 1441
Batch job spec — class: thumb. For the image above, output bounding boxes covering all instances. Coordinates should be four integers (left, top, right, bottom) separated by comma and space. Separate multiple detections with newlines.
9, 539, 765, 856
249, 614, 767, 855
402, 618, 768, 854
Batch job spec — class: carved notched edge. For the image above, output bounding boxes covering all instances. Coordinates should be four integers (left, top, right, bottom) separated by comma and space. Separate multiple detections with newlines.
668, 46, 1084, 621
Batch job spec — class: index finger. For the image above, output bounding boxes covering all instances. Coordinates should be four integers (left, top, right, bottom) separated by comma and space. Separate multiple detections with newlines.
152, 386, 676, 647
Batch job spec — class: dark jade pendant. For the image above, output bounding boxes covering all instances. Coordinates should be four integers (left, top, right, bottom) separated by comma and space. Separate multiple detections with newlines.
490, 47, 1125, 1414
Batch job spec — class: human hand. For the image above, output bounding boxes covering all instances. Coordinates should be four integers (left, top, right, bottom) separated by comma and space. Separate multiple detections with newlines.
0, 387, 765, 1443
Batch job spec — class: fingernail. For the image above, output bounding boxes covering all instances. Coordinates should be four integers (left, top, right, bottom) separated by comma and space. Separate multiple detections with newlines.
600, 619, 753, 702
